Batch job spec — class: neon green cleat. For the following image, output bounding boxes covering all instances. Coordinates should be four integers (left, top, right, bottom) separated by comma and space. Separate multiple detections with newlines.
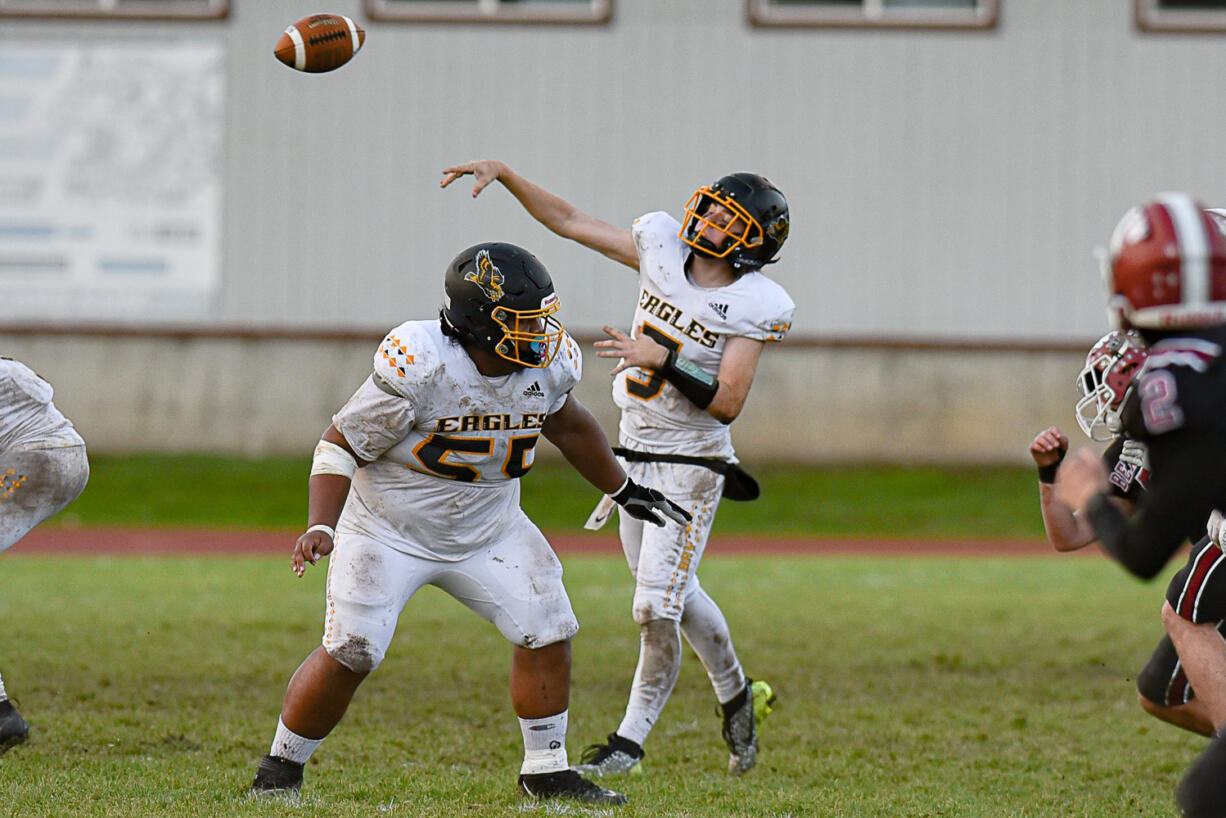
752, 679, 776, 728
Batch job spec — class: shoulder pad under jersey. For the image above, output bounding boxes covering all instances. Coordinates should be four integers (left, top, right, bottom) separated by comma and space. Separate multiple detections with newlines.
632, 211, 688, 291
0, 358, 53, 403
550, 331, 583, 390
372, 321, 443, 399
1144, 338, 1223, 374
632, 211, 683, 247
727, 273, 796, 343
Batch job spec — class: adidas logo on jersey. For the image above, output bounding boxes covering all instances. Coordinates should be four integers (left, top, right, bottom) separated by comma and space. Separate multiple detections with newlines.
522, 381, 545, 397
709, 302, 729, 320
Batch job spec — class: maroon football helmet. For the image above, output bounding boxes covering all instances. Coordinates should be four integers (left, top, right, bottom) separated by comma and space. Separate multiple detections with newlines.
1102, 192, 1226, 330
1074, 330, 1148, 441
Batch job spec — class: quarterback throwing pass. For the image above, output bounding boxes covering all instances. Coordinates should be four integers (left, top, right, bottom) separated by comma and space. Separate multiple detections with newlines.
442, 161, 795, 778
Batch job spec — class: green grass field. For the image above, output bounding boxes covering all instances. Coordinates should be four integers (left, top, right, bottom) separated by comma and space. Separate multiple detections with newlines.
0, 554, 1196, 817
49, 454, 1050, 538
2, 455, 1198, 816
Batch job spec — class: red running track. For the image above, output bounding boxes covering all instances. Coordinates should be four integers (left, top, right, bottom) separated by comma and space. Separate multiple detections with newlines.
9, 527, 1071, 557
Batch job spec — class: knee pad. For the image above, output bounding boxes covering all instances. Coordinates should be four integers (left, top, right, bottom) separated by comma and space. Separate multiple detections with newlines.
324, 633, 384, 674
637, 618, 682, 677
632, 593, 683, 625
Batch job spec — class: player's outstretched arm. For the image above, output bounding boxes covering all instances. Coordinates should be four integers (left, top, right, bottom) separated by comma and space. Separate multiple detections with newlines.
540, 393, 630, 495
1056, 446, 1177, 580
441, 159, 639, 270
293, 425, 369, 577
541, 394, 690, 527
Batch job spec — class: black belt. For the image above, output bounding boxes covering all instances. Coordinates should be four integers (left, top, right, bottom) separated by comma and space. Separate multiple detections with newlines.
612, 447, 760, 502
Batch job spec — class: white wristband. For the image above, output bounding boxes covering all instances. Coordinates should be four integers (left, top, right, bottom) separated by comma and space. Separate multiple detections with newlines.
305, 524, 335, 540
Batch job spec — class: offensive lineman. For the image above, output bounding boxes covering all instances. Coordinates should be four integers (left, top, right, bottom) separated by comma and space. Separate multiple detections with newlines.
1031, 331, 1213, 737
0, 358, 90, 752
1052, 194, 1226, 816
248, 243, 689, 806
441, 160, 795, 776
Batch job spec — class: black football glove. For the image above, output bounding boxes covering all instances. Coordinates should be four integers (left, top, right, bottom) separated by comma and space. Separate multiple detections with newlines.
611, 478, 692, 527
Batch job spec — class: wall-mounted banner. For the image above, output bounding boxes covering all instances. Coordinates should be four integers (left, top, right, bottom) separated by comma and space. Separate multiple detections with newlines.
0, 42, 223, 321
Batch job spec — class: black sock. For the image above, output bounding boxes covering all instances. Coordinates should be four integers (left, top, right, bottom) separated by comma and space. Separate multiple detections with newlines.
721, 686, 749, 717
609, 733, 643, 754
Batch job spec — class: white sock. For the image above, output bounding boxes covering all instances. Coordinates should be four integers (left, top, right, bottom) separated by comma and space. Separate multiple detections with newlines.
0, 670, 7, 702
519, 711, 569, 775
269, 717, 324, 764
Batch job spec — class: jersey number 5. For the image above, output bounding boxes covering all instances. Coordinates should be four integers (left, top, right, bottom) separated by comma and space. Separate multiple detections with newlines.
625, 323, 682, 401
412, 434, 538, 481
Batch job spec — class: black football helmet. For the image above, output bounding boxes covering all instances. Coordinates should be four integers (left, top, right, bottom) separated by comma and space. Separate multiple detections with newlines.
679, 173, 790, 273
440, 242, 564, 368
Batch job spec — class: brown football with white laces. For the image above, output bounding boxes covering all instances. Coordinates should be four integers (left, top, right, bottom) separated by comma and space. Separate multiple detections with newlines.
274, 13, 365, 74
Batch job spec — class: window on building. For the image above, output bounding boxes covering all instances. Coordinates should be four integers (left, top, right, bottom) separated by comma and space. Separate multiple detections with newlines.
0, 0, 228, 18
365, 0, 612, 25
747, 0, 998, 29
1136, 0, 1226, 32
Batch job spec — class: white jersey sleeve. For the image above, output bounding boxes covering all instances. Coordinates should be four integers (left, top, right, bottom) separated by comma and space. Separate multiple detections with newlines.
726, 273, 795, 343
546, 332, 583, 414
332, 321, 439, 462
0, 358, 83, 451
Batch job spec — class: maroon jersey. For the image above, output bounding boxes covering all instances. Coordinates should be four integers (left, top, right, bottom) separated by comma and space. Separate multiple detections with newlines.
1103, 437, 1149, 501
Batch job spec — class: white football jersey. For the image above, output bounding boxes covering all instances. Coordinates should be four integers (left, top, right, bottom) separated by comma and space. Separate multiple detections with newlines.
333, 320, 582, 559
612, 211, 795, 458
0, 358, 84, 452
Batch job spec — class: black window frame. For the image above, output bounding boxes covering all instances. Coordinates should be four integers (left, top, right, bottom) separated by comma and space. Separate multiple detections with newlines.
364, 0, 613, 25
0, 0, 228, 19
747, 0, 999, 30
1136, 0, 1226, 32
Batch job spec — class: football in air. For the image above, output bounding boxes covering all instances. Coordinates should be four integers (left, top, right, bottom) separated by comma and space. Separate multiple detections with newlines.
274, 13, 365, 73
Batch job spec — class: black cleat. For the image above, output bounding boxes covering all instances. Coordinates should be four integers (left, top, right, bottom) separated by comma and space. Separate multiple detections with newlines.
573, 732, 644, 777
248, 754, 304, 798
721, 678, 775, 775
0, 700, 29, 754
518, 768, 628, 805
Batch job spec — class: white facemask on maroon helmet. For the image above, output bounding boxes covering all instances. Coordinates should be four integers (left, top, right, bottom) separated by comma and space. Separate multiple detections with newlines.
1074, 330, 1148, 441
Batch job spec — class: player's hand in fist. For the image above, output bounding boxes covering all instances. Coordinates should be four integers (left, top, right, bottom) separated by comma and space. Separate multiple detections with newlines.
1030, 426, 1069, 468
292, 524, 336, 577
1053, 448, 1108, 511
612, 478, 692, 527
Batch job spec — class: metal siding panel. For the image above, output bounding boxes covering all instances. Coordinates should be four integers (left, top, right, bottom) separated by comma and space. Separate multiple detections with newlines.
11, 0, 1226, 342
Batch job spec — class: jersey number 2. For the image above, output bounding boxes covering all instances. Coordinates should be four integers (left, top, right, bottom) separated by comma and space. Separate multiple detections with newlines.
1139, 370, 1184, 434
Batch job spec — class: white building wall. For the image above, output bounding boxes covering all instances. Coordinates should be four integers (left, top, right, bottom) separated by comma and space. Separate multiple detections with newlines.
1, 0, 1221, 459
0, 331, 1086, 463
